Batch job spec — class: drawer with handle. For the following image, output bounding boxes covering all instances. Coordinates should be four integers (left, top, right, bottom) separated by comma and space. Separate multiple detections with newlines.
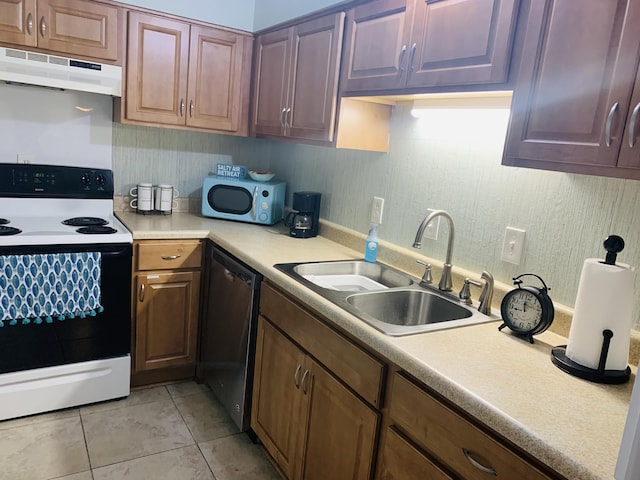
135, 240, 203, 271
388, 372, 553, 480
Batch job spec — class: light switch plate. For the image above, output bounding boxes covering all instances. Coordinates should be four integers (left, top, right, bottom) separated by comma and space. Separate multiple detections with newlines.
501, 227, 526, 265
371, 196, 384, 224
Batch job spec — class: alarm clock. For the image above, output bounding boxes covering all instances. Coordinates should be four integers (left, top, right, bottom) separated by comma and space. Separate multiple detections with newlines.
499, 273, 554, 343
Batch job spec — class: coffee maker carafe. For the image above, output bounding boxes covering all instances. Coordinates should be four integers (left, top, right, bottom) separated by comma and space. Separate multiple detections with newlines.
287, 191, 321, 238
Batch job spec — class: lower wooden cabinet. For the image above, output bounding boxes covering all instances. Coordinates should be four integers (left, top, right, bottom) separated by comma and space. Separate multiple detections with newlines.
131, 240, 203, 385
134, 270, 200, 371
252, 292, 379, 480
377, 427, 453, 480
382, 371, 556, 480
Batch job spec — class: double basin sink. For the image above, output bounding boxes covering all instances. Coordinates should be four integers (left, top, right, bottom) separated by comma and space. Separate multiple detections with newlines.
275, 260, 497, 336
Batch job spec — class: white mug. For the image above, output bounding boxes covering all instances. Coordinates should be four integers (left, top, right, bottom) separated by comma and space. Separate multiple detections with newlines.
155, 184, 179, 214
129, 183, 154, 212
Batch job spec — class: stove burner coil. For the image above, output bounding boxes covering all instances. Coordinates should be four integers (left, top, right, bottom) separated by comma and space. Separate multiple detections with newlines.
76, 226, 117, 235
0, 226, 21, 236
0, 219, 8, 225
63, 217, 109, 227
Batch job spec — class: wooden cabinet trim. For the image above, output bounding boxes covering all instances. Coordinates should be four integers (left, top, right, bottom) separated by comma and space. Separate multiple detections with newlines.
260, 282, 385, 408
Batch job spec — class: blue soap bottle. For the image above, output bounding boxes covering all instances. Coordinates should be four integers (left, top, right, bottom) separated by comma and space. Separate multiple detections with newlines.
364, 223, 379, 263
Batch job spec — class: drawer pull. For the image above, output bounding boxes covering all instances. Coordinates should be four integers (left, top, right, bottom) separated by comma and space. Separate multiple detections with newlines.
462, 448, 497, 476
161, 255, 181, 260
293, 364, 302, 388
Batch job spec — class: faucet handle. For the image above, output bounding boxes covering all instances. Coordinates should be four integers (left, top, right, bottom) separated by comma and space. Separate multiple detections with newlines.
459, 278, 481, 305
416, 260, 432, 286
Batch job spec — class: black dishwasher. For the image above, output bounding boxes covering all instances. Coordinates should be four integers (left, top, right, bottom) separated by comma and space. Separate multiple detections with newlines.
199, 244, 262, 432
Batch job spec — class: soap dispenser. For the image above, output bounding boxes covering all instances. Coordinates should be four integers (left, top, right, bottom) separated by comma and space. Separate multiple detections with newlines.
364, 223, 379, 263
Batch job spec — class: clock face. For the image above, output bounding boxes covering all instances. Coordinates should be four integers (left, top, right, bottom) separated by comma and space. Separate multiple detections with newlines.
504, 290, 543, 332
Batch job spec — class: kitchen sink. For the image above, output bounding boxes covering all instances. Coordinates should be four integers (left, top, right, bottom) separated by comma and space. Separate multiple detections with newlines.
275, 260, 498, 336
292, 260, 413, 291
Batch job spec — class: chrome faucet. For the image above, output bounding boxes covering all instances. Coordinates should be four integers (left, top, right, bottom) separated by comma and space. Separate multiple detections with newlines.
413, 210, 454, 291
459, 271, 494, 315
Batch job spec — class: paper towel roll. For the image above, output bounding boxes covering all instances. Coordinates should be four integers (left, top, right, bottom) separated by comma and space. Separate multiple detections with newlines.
566, 258, 635, 371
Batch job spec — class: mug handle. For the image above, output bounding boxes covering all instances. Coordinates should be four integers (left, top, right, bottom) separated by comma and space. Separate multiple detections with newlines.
130, 187, 138, 197
130, 198, 138, 208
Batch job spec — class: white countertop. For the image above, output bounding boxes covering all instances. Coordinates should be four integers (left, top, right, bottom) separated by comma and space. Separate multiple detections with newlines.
118, 211, 635, 480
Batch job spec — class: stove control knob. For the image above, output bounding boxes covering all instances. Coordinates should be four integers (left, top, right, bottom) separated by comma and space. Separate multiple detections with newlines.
95, 174, 106, 187
81, 174, 92, 186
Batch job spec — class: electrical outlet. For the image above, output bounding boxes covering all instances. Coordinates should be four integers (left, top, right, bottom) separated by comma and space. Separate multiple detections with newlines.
17, 154, 34, 164
423, 208, 440, 240
371, 196, 384, 224
501, 227, 526, 265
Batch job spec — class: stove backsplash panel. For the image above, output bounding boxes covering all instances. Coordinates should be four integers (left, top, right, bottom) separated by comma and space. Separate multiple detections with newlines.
0, 82, 112, 169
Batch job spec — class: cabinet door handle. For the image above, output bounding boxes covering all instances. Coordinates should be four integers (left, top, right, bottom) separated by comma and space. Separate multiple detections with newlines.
26, 13, 33, 35
285, 107, 291, 130
629, 102, 640, 148
300, 369, 310, 394
139, 283, 145, 302
180, 99, 185, 117
280, 107, 287, 128
39, 16, 46, 37
161, 255, 181, 260
397, 44, 407, 73
462, 448, 497, 476
605, 102, 619, 147
407, 43, 417, 74
190, 100, 194, 118
293, 364, 302, 388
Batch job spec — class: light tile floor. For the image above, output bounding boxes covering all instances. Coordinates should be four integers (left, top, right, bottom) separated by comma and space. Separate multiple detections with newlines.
0, 381, 281, 480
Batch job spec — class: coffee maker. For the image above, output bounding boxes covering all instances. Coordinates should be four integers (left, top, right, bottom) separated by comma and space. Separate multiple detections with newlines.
287, 191, 321, 238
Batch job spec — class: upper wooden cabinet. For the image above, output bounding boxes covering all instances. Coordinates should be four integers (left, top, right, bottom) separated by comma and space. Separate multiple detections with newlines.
503, 0, 640, 179
124, 11, 252, 135
0, 0, 120, 62
341, 0, 519, 94
252, 12, 345, 143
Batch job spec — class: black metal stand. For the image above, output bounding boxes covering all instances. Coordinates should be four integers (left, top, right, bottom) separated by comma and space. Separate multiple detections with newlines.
551, 329, 631, 384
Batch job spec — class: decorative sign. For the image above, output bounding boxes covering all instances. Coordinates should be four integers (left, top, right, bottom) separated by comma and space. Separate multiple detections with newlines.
216, 163, 247, 179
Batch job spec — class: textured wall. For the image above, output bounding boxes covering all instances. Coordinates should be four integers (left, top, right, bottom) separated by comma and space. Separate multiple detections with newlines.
112, 106, 640, 330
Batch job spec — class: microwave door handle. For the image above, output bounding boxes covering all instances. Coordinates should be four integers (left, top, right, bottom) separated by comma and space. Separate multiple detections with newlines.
252, 186, 258, 221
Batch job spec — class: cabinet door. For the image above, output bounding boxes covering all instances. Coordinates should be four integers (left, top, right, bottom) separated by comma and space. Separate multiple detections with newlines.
618, 69, 640, 168
341, 0, 414, 93
377, 427, 453, 480
37, 0, 119, 61
299, 356, 378, 480
251, 317, 305, 480
286, 12, 344, 142
0, 0, 36, 46
186, 25, 250, 132
252, 27, 291, 137
134, 271, 200, 371
504, 0, 640, 173
126, 12, 189, 125
407, 0, 518, 87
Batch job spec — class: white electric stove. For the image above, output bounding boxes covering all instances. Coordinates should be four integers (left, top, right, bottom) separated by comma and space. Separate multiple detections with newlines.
0, 163, 133, 420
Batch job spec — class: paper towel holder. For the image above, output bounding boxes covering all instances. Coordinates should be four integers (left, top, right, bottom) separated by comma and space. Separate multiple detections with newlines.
551, 234, 631, 384
551, 332, 631, 384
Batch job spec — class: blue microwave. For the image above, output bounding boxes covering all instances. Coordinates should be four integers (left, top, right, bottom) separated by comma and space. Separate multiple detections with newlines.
201, 176, 286, 225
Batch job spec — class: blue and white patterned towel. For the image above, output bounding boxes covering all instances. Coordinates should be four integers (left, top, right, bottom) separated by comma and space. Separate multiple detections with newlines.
0, 252, 103, 326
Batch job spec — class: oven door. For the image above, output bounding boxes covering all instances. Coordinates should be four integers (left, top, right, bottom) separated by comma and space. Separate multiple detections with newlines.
0, 242, 132, 374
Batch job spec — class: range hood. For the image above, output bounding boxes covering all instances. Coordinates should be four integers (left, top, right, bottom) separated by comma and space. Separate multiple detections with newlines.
0, 47, 121, 97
